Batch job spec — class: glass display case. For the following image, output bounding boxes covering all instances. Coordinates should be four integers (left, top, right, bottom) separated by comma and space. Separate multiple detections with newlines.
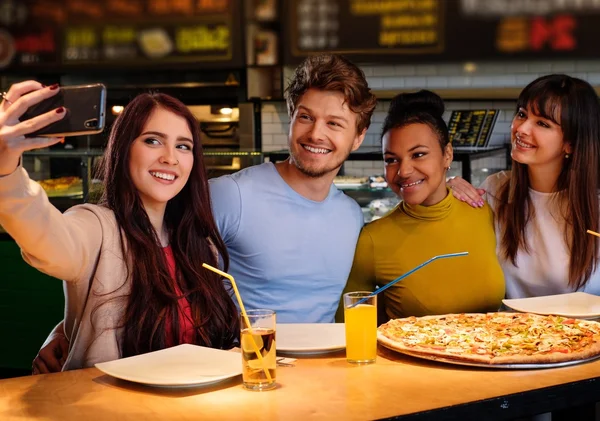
0, 149, 264, 237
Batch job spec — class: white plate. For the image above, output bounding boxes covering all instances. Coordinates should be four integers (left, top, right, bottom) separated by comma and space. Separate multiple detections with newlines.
95, 344, 242, 387
276, 323, 346, 354
502, 292, 600, 319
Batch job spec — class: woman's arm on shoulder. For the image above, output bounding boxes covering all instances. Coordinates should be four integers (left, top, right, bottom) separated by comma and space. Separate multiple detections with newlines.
447, 177, 486, 207
0, 167, 103, 282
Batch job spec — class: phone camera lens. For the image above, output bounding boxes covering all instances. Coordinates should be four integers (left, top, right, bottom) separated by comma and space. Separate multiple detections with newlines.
85, 119, 99, 128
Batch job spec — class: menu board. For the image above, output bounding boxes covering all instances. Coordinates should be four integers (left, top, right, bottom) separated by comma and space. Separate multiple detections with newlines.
448, 109, 498, 148
0, 0, 243, 70
284, 0, 600, 63
289, 0, 443, 56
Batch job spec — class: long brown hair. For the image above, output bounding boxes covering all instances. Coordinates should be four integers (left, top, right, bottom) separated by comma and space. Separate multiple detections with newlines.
98, 93, 239, 356
496, 74, 600, 289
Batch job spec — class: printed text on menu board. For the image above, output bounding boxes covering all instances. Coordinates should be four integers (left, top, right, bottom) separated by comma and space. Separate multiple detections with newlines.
291, 0, 444, 55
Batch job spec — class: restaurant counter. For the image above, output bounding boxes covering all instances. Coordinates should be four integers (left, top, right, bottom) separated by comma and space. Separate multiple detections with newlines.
1, 346, 599, 420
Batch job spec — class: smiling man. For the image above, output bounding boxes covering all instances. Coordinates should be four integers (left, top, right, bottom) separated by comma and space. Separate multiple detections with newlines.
209, 54, 377, 323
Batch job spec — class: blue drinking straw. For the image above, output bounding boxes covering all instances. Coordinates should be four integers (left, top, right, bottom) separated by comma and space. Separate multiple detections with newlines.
350, 252, 469, 308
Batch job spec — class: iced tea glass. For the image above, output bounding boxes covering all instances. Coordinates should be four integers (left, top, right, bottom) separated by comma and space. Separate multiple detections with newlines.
241, 309, 276, 390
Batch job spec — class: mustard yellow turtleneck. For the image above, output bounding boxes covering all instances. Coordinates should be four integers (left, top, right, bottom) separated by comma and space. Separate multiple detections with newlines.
339, 189, 505, 322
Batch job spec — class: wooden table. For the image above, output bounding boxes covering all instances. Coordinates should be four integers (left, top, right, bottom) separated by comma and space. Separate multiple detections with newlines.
2, 347, 600, 421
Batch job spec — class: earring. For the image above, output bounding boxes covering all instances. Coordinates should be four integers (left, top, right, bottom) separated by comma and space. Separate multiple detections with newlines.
446, 165, 452, 170
565, 153, 570, 159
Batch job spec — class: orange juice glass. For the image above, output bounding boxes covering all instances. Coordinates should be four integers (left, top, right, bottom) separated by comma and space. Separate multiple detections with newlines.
343, 292, 377, 364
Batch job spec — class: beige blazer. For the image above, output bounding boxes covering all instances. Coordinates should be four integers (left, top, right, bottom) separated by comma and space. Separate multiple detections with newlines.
0, 167, 132, 370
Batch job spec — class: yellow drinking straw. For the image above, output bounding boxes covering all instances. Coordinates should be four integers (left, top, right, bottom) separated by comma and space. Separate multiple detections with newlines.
202, 263, 272, 382
587, 229, 600, 238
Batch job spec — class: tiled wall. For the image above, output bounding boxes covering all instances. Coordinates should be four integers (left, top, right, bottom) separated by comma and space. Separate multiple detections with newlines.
262, 59, 600, 177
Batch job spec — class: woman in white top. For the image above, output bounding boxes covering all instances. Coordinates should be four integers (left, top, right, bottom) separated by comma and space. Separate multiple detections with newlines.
450, 74, 600, 298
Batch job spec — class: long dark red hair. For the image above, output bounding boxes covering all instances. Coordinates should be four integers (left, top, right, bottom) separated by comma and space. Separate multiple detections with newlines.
97, 93, 239, 356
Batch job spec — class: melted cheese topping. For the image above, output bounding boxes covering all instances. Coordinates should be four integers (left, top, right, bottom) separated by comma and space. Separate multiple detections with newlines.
380, 313, 600, 357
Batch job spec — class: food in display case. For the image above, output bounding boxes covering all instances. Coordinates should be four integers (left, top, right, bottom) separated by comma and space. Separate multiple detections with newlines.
37, 176, 82, 197
333, 175, 368, 188
369, 175, 387, 189
368, 197, 399, 221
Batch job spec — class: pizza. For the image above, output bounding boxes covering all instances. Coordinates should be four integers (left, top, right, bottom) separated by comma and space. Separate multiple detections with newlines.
377, 312, 600, 365
38, 177, 81, 192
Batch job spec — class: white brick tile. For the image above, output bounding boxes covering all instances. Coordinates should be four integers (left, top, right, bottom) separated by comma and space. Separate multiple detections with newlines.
445, 101, 472, 109
516, 74, 538, 85
528, 62, 552, 73
575, 61, 600, 72
371, 108, 390, 123
478, 63, 507, 74
404, 76, 427, 88
505, 63, 529, 73
492, 101, 517, 109
361, 66, 375, 76
426, 76, 448, 88
376, 101, 388, 111
447, 76, 472, 88
493, 121, 512, 134
472, 76, 495, 87
571, 72, 588, 80
488, 134, 509, 146
261, 134, 274, 145
437, 64, 464, 76
272, 113, 289, 124
369, 122, 383, 134
262, 123, 283, 134
499, 110, 513, 122
394, 65, 416, 76
262, 144, 283, 152
493, 76, 518, 87
342, 167, 366, 177
372, 110, 388, 123
262, 104, 279, 113
261, 112, 273, 123
471, 101, 494, 109
372, 66, 397, 76
273, 135, 288, 147
415, 65, 437, 76
551, 61, 576, 72
585, 73, 600, 84
382, 77, 405, 88
367, 77, 384, 89
362, 137, 380, 147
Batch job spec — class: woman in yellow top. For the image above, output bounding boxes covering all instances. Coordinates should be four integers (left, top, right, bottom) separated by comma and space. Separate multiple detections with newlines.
342, 90, 505, 321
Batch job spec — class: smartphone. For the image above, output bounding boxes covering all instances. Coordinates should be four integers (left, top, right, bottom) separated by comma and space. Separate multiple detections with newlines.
21, 83, 107, 137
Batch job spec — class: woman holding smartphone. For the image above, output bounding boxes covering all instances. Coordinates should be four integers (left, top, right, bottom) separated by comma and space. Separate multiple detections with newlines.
0, 81, 239, 370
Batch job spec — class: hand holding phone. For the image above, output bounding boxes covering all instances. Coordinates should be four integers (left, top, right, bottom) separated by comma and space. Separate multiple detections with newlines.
20, 83, 106, 138
0, 80, 67, 176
